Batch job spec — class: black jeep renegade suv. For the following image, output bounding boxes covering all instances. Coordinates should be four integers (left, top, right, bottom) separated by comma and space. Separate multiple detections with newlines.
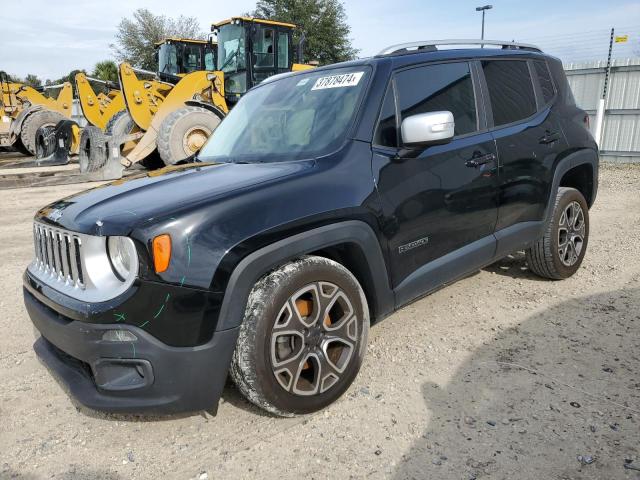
23, 40, 598, 416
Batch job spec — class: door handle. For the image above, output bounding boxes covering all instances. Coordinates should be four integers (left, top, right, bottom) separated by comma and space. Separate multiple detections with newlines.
539, 130, 561, 144
465, 153, 496, 168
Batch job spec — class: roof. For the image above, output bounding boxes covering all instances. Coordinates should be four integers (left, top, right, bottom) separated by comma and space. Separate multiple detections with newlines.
213, 16, 296, 29
307, 46, 550, 72
155, 38, 213, 46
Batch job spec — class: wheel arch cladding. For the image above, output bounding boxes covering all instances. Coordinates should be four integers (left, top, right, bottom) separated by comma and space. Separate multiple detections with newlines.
215, 221, 394, 332
545, 149, 598, 227
559, 163, 595, 207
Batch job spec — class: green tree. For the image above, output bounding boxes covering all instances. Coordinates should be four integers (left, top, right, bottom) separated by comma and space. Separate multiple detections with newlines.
92, 60, 119, 83
111, 8, 204, 70
252, 0, 358, 65
24, 74, 42, 88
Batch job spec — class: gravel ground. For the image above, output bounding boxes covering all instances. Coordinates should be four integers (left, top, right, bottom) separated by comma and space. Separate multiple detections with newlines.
1, 164, 639, 480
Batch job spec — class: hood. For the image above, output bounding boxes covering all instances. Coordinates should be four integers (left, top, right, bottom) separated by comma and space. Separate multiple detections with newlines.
35, 161, 313, 235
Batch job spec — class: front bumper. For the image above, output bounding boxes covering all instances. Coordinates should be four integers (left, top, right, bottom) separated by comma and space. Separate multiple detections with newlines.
24, 287, 239, 414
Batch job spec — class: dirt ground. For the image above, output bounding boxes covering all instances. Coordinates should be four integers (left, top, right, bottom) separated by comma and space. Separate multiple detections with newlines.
1, 163, 639, 480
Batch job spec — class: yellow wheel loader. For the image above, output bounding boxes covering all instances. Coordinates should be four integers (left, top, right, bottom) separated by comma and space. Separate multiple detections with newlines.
0, 71, 73, 155
35, 73, 126, 165
39, 38, 216, 167
80, 17, 313, 181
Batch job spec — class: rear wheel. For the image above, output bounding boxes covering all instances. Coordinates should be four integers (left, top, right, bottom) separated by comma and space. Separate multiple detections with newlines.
20, 110, 65, 155
526, 187, 589, 279
78, 126, 107, 173
157, 106, 222, 166
230, 256, 370, 416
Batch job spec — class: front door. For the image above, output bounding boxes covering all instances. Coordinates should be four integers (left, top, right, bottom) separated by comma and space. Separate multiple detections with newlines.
373, 61, 499, 304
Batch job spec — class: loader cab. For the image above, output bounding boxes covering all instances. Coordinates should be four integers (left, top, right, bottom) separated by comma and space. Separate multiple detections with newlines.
156, 38, 217, 76
213, 17, 296, 106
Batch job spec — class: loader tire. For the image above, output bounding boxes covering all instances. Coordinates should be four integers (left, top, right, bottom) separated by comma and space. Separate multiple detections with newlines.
105, 110, 163, 170
20, 110, 65, 155
13, 137, 32, 156
105, 110, 133, 138
79, 126, 107, 173
35, 124, 57, 159
157, 106, 223, 166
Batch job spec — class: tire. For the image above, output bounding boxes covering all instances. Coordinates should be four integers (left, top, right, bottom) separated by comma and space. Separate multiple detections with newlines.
78, 126, 107, 173
230, 256, 370, 416
157, 106, 222, 166
13, 137, 32, 156
526, 187, 589, 280
35, 124, 57, 159
20, 110, 65, 155
105, 110, 133, 137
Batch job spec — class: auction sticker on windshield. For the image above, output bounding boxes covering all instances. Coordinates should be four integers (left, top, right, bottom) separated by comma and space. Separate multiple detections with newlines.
311, 72, 364, 90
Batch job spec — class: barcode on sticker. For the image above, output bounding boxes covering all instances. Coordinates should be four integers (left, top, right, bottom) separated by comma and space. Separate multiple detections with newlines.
311, 72, 364, 90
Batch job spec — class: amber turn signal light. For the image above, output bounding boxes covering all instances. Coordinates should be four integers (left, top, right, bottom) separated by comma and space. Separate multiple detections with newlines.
152, 234, 171, 273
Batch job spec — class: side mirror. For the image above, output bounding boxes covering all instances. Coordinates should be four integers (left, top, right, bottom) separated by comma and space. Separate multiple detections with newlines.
400, 111, 455, 147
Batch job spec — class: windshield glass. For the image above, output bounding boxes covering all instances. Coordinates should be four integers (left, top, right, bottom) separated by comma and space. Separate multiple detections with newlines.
217, 24, 246, 73
158, 44, 178, 74
198, 66, 371, 163
182, 44, 203, 73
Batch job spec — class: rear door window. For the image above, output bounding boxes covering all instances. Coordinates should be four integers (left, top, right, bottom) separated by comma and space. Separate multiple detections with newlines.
482, 60, 537, 126
395, 62, 478, 136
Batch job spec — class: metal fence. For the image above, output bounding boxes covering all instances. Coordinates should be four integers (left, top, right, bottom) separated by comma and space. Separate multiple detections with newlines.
564, 58, 640, 163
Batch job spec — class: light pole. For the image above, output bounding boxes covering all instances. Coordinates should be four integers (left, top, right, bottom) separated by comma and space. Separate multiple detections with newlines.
476, 5, 493, 41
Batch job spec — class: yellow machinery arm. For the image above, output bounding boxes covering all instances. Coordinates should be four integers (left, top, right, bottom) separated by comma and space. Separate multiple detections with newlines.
13, 83, 72, 118
118, 63, 176, 131
75, 73, 125, 130
118, 63, 227, 165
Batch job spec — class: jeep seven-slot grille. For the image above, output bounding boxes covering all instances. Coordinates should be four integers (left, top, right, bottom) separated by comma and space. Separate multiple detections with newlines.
33, 223, 85, 288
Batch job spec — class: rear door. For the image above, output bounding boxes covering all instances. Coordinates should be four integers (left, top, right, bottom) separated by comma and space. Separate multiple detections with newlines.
481, 57, 568, 254
372, 61, 499, 304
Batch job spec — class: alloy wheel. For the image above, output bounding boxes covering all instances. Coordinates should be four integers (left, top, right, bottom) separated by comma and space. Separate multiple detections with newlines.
558, 200, 585, 267
270, 282, 358, 396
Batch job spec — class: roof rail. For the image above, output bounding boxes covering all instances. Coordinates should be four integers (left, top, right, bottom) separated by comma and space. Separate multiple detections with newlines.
377, 39, 541, 56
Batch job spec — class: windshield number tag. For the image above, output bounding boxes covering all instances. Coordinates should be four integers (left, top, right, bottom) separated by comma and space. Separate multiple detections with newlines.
311, 72, 364, 91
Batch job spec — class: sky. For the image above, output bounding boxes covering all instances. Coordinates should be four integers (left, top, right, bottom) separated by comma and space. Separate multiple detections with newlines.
1, 0, 639, 80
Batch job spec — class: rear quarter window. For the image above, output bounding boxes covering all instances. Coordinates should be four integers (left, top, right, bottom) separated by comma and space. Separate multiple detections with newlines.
533, 60, 555, 104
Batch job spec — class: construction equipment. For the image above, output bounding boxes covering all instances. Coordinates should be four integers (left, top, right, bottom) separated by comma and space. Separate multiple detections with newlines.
38, 38, 217, 167
156, 38, 216, 75
79, 17, 313, 181
0, 71, 73, 155
35, 73, 126, 165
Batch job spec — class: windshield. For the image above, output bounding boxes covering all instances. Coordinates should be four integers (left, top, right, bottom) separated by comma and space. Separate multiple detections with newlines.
182, 44, 203, 73
217, 24, 246, 73
198, 66, 371, 163
158, 44, 178, 75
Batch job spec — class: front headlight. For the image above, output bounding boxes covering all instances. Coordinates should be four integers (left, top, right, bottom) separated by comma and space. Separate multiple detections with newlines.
107, 236, 137, 281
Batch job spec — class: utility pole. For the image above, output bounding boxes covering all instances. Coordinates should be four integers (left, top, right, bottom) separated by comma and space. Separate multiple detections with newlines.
594, 28, 614, 147
476, 5, 493, 44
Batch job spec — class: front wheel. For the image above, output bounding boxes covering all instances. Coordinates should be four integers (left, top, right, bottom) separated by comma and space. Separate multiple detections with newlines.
157, 106, 223, 166
230, 256, 370, 416
526, 187, 590, 279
